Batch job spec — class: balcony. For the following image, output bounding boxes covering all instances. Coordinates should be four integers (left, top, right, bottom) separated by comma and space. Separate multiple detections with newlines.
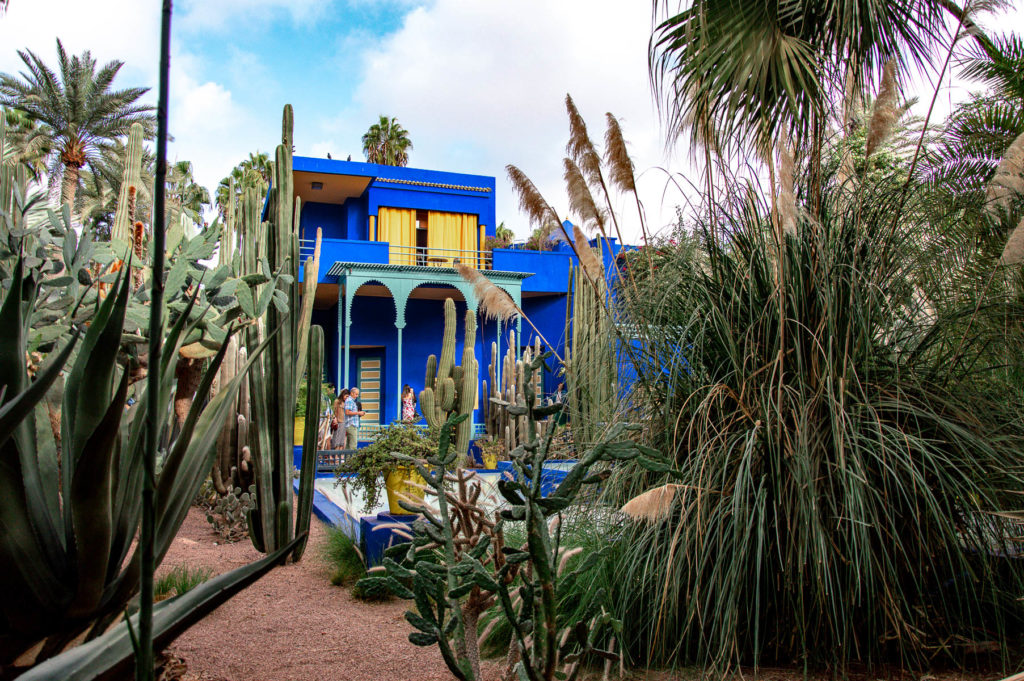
300, 238, 493, 274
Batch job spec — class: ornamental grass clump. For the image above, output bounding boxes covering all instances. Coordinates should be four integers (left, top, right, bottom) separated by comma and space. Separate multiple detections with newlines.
602, 165, 1024, 671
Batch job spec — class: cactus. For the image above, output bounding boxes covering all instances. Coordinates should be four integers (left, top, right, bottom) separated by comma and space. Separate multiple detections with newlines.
213, 105, 324, 562
111, 122, 144, 246
483, 333, 551, 458
566, 261, 615, 448
382, 358, 667, 681
418, 297, 477, 463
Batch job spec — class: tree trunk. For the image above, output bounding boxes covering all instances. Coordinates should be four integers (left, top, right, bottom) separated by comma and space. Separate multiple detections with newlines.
173, 357, 204, 431
61, 163, 80, 208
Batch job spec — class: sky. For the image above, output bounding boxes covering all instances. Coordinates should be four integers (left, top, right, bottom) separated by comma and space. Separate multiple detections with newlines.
1, 0, 1023, 243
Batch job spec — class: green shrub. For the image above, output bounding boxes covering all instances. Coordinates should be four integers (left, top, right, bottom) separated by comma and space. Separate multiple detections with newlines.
154, 565, 213, 600
321, 526, 366, 587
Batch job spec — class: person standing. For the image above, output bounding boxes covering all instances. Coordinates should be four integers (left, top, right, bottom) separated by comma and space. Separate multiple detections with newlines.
402, 384, 417, 421
330, 389, 349, 449
344, 387, 365, 449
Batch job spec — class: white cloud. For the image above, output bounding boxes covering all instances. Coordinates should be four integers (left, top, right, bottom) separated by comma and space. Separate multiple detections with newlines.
175, 0, 331, 33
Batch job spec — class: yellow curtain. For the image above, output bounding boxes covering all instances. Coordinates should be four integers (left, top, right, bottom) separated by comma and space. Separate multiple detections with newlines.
426, 211, 478, 267
378, 207, 416, 265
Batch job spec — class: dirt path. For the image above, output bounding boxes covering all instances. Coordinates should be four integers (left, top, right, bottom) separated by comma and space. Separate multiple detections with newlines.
161, 507, 493, 681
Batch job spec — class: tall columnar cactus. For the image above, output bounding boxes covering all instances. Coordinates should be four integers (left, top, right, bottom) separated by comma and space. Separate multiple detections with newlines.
111, 122, 144, 246
482, 334, 549, 456
566, 259, 615, 448
223, 104, 323, 562
419, 297, 478, 460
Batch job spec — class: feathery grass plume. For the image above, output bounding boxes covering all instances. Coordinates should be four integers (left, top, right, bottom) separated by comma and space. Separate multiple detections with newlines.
620, 484, 681, 523
563, 157, 605, 232
1000, 215, 1024, 265
986, 129, 1024, 217
573, 224, 604, 281
455, 262, 520, 322
777, 141, 797, 236
604, 113, 637, 194
557, 547, 583, 576
506, 164, 565, 244
865, 59, 898, 159
565, 94, 603, 186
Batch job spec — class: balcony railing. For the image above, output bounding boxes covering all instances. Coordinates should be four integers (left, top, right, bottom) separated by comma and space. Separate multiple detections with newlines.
299, 238, 492, 270
385, 245, 492, 269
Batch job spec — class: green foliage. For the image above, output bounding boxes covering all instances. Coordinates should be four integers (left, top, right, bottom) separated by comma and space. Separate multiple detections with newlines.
362, 115, 412, 166
295, 374, 334, 418
0, 38, 155, 205
337, 421, 437, 513
154, 565, 213, 600
381, 366, 664, 681
321, 526, 366, 587
606, 167, 1024, 670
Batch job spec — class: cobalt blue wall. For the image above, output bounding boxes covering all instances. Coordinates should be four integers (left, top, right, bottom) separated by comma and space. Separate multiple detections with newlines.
293, 156, 497, 242
521, 294, 570, 394
300, 202, 344, 241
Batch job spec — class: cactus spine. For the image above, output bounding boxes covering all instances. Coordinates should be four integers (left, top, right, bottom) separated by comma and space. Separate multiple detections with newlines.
419, 297, 478, 461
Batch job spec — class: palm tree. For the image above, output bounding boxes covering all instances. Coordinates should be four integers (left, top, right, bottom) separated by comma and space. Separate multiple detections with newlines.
0, 39, 155, 207
216, 151, 272, 215
167, 160, 211, 224
361, 115, 412, 166
649, 0, 958, 201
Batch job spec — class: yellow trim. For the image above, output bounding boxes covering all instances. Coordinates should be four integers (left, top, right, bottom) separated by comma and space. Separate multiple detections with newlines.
369, 215, 376, 242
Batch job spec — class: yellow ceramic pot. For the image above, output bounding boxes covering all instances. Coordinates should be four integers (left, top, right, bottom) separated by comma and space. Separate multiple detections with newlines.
483, 451, 498, 469
293, 416, 305, 446
385, 467, 426, 514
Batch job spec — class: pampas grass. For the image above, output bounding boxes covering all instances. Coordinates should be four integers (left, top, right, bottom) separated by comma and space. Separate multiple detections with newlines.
1000, 215, 1024, 265
604, 113, 637, 194
564, 158, 605, 233
620, 484, 682, 523
454, 262, 520, 322
777, 141, 797, 236
573, 224, 604, 281
987, 129, 1024, 217
865, 59, 898, 159
565, 94, 603, 186
506, 164, 565, 244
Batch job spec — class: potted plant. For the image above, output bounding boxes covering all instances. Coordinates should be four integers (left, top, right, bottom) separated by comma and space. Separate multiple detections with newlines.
336, 421, 437, 514
475, 435, 503, 469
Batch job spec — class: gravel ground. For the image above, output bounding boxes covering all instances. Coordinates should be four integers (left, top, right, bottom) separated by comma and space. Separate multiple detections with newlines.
161, 506, 498, 681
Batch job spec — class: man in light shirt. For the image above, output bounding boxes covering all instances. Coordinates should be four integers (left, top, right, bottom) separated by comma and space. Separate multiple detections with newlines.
344, 387, 365, 449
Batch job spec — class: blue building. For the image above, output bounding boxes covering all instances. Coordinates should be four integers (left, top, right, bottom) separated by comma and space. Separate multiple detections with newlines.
293, 156, 626, 437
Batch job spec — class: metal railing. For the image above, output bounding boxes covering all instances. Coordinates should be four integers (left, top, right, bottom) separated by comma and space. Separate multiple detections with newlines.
385, 244, 492, 270
296, 238, 492, 270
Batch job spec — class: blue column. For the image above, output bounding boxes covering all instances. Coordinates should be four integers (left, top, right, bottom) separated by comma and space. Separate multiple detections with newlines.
343, 275, 354, 390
